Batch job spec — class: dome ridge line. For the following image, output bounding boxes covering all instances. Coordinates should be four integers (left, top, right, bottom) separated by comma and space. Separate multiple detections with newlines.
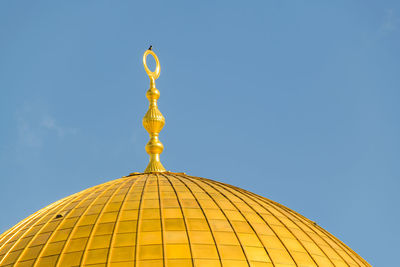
54, 180, 125, 266
203, 177, 322, 266
240, 188, 358, 265
133, 174, 150, 267
172, 173, 253, 266
155, 173, 167, 265
0, 173, 371, 266
31, 183, 110, 267
165, 172, 224, 266
79, 179, 133, 265
159, 172, 195, 266
181, 173, 367, 266
190, 175, 300, 266
175, 173, 283, 266
0, 198, 68, 266
225, 184, 337, 265
106, 175, 142, 265
20, 201, 75, 266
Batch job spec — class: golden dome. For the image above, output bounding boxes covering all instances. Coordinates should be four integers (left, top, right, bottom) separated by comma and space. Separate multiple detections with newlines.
0, 49, 370, 266
0, 173, 369, 267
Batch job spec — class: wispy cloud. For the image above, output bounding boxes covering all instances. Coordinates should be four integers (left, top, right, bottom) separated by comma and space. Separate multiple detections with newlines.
17, 115, 43, 148
41, 116, 78, 137
380, 9, 398, 34
16, 107, 78, 148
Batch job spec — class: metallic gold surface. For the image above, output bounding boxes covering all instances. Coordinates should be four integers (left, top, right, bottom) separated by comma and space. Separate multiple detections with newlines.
0, 50, 370, 266
142, 49, 166, 173
0, 172, 370, 266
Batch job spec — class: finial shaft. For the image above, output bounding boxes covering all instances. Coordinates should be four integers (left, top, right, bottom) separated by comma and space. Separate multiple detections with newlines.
142, 49, 166, 173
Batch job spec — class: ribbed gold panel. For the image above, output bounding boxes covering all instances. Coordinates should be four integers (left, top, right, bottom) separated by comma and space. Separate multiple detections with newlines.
0, 173, 370, 267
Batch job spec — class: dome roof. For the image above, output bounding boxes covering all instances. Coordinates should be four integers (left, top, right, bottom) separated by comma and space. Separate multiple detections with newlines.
0, 172, 369, 267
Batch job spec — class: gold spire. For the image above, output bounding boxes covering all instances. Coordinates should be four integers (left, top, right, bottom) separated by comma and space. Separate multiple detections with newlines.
142, 48, 166, 173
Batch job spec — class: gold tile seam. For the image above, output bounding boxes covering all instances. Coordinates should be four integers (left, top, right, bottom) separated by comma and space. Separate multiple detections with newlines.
224, 185, 337, 267
54, 180, 124, 266
175, 174, 251, 266
311, 220, 370, 266
168, 173, 223, 267
242, 189, 346, 263
160, 173, 194, 266
0, 208, 46, 251
212, 181, 368, 264
0, 205, 49, 247
240, 188, 359, 266
0, 195, 72, 249
106, 176, 141, 265
0, 172, 370, 267
206, 178, 325, 267
281, 204, 361, 266
15, 192, 87, 265
150, 173, 167, 267
0, 196, 71, 266
155, 174, 166, 267
133, 174, 150, 267
79, 178, 134, 265
186, 175, 279, 267
251, 191, 358, 265
196, 177, 282, 267
0, 224, 20, 246
32, 183, 111, 267
194, 175, 360, 266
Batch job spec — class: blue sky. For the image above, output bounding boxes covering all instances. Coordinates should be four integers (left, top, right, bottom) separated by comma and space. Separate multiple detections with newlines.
0, 1, 399, 265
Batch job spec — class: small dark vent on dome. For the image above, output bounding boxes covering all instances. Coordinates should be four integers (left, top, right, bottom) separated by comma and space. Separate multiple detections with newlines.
54, 210, 69, 219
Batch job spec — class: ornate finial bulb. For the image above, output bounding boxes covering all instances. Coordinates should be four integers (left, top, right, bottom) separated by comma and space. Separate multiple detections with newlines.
142, 49, 166, 173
